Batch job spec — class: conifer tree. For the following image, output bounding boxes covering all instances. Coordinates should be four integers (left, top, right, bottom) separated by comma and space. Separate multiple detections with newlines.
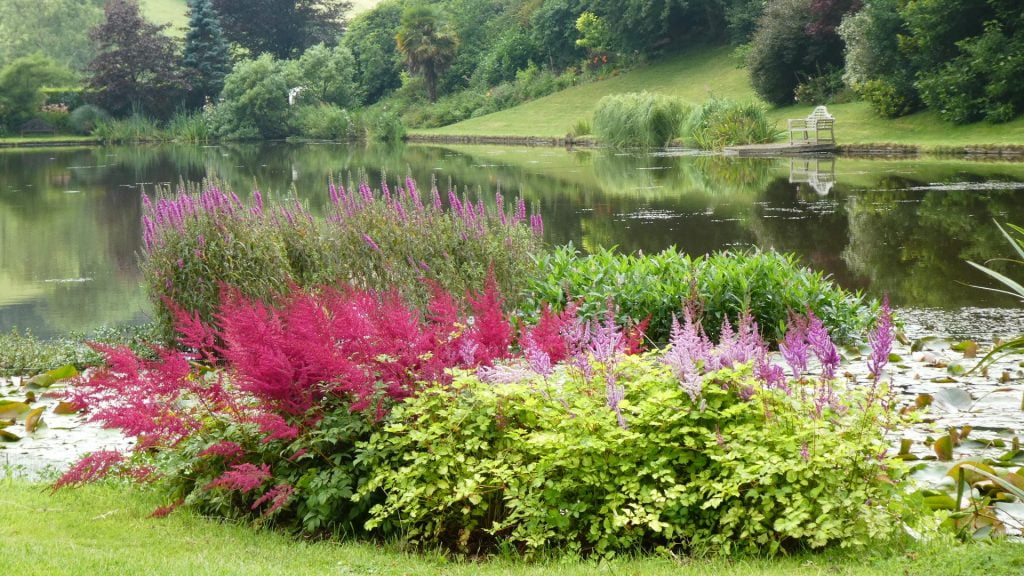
183, 0, 231, 105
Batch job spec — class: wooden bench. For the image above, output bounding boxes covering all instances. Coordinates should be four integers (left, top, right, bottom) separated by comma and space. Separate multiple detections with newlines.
788, 106, 834, 145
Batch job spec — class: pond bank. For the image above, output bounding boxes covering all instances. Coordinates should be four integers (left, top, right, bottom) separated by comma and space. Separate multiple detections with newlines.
0, 138, 101, 148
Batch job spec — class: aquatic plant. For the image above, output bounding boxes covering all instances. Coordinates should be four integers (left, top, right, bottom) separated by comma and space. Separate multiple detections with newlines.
592, 92, 689, 148
683, 97, 779, 150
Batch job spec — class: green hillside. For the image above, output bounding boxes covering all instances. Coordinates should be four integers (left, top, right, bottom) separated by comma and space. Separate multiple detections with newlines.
420, 47, 1024, 148
141, 0, 384, 34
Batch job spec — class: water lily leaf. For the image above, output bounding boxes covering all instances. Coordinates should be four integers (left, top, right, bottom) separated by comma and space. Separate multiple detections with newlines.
934, 436, 954, 461
0, 401, 30, 419
947, 362, 967, 376
53, 401, 79, 415
1000, 472, 1024, 492
931, 377, 958, 384
0, 429, 20, 442
915, 394, 933, 410
949, 461, 997, 485
922, 492, 957, 510
25, 407, 44, 434
952, 341, 979, 358
931, 388, 973, 412
899, 438, 913, 456
26, 365, 78, 389
913, 336, 949, 352
888, 353, 902, 362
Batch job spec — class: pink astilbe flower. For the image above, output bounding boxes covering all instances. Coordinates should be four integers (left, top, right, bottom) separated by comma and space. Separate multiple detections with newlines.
662, 307, 713, 399
252, 483, 295, 515
205, 463, 272, 494
150, 498, 185, 518
522, 333, 553, 377
466, 273, 513, 366
198, 441, 246, 461
53, 450, 125, 490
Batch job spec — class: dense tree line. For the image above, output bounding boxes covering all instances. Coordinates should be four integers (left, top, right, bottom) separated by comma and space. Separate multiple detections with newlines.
1, 0, 1021, 136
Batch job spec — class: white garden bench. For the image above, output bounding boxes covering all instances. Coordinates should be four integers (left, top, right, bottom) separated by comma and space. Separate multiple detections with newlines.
788, 106, 835, 145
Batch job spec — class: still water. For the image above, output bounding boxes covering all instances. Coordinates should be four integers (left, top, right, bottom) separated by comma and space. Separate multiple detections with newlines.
3, 142, 1024, 338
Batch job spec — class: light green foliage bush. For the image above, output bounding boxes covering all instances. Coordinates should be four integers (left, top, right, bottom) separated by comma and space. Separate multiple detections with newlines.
367, 109, 406, 142
219, 54, 291, 139
68, 105, 109, 134
0, 54, 72, 129
683, 97, 778, 150
293, 104, 357, 140
524, 246, 873, 344
360, 355, 912, 556
92, 114, 168, 143
289, 43, 359, 108
592, 92, 688, 149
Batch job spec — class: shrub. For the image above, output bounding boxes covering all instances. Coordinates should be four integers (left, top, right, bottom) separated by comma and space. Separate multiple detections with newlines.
219, 54, 292, 139
858, 78, 919, 119
293, 104, 356, 140
794, 67, 852, 105
523, 246, 874, 345
140, 177, 544, 340
592, 92, 688, 149
361, 307, 912, 556
683, 97, 778, 150
68, 105, 110, 134
367, 108, 406, 142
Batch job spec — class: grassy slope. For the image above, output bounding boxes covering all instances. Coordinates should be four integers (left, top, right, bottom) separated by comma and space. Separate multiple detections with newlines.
2, 481, 1024, 576
140, 0, 384, 34
420, 46, 1024, 148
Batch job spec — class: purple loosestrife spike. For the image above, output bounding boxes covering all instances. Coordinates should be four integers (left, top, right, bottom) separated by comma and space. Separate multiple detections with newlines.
328, 182, 339, 205
780, 314, 809, 380
515, 197, 526, 222
801, 442, 810, 462
531, 214, 544, 236
379, 176, 389, 202
868, 296, 894, 384
496, 191, 506, 226
253, 189, 263, 215
431, 182, 443, 211
448, 190, 463, 216
363, 234, 381, 252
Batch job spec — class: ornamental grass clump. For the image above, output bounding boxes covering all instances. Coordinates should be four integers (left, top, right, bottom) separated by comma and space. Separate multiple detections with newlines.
141, 176, 544, 341
592, 92, 689, 149
683, 97, 779, 150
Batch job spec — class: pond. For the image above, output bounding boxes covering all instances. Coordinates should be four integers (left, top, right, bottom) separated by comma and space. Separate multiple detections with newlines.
2, 142, 1024, 339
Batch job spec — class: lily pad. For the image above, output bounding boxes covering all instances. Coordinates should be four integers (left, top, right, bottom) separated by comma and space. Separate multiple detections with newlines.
0, 400, 29, 419
931, 388, 974, 412
0, 429, 20, 442
53, 401, 80, 415
948, 461, 997, 485
935, 435, 954, 461
25, 364, 78, 389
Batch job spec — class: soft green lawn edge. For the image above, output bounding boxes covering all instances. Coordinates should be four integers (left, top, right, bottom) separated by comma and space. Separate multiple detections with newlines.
0, 135, 100, 145
415, 47, 1024, 150
1, 480, 1021, 576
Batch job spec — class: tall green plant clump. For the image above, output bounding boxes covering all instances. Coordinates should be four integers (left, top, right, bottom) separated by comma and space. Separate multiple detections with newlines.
684, 97, 779, 150
524, 246, 874, 344
592, 92, 689, 148
141, 177, 545, 340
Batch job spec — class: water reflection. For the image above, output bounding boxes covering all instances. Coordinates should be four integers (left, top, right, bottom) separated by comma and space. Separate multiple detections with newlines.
2, 143, 1024, 337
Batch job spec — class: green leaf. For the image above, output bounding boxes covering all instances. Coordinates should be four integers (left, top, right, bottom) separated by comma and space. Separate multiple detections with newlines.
25, 364, 79, 389
0, 401, 30, 420
0, 429, 20, 442
934, 436, 954, 461
25, 407, 44, 434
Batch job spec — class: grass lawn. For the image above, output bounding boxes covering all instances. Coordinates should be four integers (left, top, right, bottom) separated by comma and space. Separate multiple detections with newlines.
419, 46, 1024, 149
1, 480, 1022, 576
0, 135, 99, 144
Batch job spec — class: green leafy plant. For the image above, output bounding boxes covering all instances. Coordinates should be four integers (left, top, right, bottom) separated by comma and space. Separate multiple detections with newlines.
524, 245, 874, 345
683, 97, 778, 150
967, 221, 1024, 369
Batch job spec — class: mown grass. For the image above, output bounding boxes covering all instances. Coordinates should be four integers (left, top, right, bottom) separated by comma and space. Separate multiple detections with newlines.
421, 46, 1024, 149
0, 135, 99, 145
1, 481, 1022, 576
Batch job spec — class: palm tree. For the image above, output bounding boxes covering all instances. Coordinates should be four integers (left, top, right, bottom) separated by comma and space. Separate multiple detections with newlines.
395, 6, 457, 103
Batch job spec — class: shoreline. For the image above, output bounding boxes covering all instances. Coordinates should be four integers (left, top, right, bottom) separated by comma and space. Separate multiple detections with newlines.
4, 134, 1024, 160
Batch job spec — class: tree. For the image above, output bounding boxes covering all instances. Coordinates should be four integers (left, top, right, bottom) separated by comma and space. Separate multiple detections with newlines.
86, 0, 186, 118
528, 0, 586, 71
289, 43, 358, 107
219, 54, 290, 138
0, 54, 73, 130
395, 6, 458, 103
746, 0, 848, 106
0, 0, 105, 73
342, 1, 404, 105
183, 0, 231, 105
211, 0, 351, 59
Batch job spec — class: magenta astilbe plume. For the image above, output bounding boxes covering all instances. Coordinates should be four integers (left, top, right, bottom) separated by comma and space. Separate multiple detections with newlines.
522, 333, 553, 377
198, 441, 246, 461
780, 313, 809, 380
661, 307, 713, 398
252, 483, 295, 515
867, 296, 893, 384
53, 450, 126, 490
205, 463, 272, 494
